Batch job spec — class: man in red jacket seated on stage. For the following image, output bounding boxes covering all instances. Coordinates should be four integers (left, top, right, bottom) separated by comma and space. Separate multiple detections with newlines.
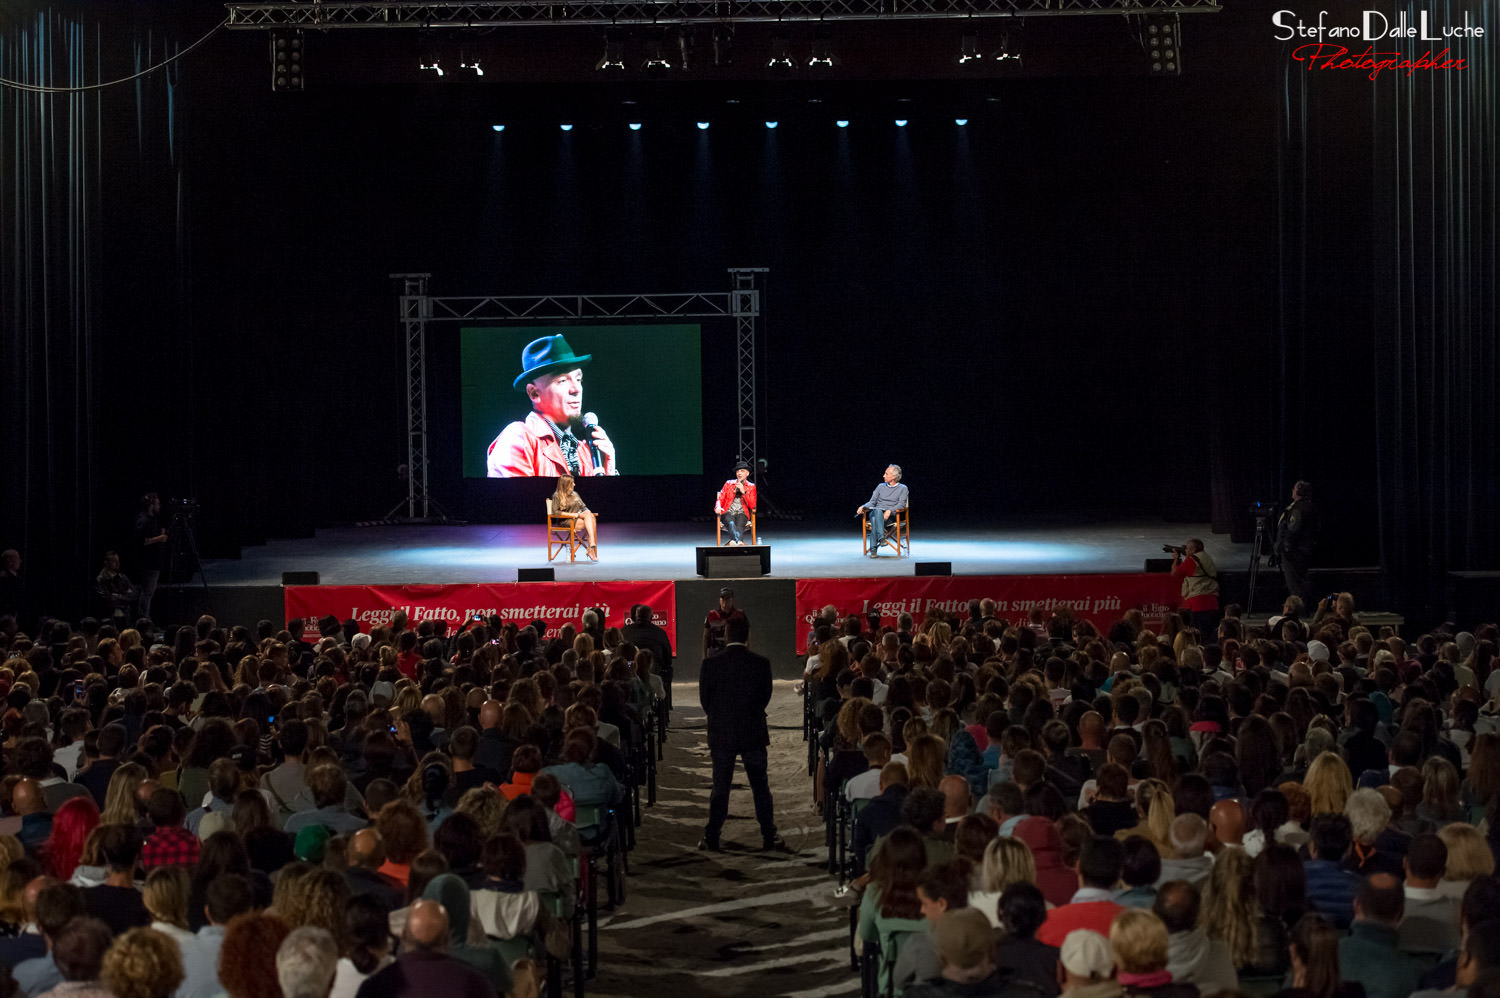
715, 461, 757, 545
486, 333, 618, 478
1038, 836, 1127, 948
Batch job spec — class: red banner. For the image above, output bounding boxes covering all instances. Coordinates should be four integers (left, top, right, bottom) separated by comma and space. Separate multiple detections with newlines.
794, 574, 1180, 651
284, 581, 677, 652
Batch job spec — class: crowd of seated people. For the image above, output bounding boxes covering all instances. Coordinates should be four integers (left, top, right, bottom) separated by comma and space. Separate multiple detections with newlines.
0, 607, 667, 998
806, 596, 1500, 998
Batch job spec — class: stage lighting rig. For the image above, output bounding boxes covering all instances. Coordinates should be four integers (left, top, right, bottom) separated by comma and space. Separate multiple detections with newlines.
712, 26, 735, 67
958, 29, 983, 65
418, 35, 444, 75
270, 29, 303, 91
993, 27, 1022, 63
767, 34, 794, 72
458, 43, 484, 75
1142, 15, 1181, 75
596, 29, 626, 71
807, 28, 836, 68
642, 29, 673, 75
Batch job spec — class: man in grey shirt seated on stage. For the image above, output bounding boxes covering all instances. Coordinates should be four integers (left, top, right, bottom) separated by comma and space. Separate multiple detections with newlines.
857, 464, 909, 557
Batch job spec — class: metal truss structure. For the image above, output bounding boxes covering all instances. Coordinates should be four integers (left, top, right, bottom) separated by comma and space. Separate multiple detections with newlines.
390, 269, 766, 521
225, 0, 1221, 29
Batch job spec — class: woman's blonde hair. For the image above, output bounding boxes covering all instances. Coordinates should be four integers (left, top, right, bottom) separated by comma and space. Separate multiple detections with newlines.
1110, 908, 1169, 974
0, 834, 23, 871
143, 867, 192, 929
1200, 844, 1260, 967
1437, 823, 1496, 881
1303, 752, 1353, 816
102, 927, 185, 998
978, 837, 1036, 894
100, 763, 149, 827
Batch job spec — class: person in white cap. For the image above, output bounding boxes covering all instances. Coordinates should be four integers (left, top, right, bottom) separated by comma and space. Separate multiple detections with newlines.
1059, 929, 1121, 998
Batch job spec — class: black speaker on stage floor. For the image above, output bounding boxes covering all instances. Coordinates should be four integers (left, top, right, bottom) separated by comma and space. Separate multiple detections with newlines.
281, 571, 320, 586
1144, 558, 1173, 573
518, 568, 555, 582
915, 562, 951, 577
696, 545, 770, 578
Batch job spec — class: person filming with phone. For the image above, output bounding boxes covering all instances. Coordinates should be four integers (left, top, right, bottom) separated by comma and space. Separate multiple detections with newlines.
1167, 537, 1219, 637
486, 333, 619, 478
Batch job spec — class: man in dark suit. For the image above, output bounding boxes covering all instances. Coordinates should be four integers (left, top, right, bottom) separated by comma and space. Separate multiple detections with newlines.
698, 614, 783, 852
621, 603, 674, 710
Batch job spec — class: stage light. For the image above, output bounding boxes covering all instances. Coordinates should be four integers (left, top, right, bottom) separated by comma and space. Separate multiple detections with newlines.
596, 30, 626, 72
491, 124, 505, 132
628, 122, 642, 131
895, 119, 908, 127
836, 119, 849, 128
560, 123, 574, 131
955, 118, 968, 126
642, 29, 672, 76
712, 26, 735, 67
767, 34, 794, 72
958, 30, 982, 65
270, 29, 304, 91
765, 120, 778, 129
808, 29, 837, 69
696, 121, 710, 130
418, 36, 443, 77
994, 29, 1022, 64
458, 44, 483, 76
1144, 16, 1181, 76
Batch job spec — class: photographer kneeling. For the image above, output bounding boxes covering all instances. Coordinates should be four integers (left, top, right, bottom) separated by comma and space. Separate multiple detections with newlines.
1166, 539, 1219, 639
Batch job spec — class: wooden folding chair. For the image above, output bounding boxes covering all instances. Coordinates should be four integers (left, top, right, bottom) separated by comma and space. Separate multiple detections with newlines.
715, 509, 757, 545
861, 506, 910, 557
546, 498, 585, 563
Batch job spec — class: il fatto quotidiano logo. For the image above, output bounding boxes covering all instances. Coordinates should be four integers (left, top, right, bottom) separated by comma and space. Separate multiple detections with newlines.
1272, 9, 1484, 80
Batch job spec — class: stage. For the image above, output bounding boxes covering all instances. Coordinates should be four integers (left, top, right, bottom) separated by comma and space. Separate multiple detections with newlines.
201, 519, 1250, 586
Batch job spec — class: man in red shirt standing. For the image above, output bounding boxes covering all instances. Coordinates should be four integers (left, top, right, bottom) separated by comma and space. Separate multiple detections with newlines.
1170, 538, 1219, 638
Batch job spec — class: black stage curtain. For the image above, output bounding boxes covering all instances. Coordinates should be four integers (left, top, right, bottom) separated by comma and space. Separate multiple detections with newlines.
1272, 2, 1498, 617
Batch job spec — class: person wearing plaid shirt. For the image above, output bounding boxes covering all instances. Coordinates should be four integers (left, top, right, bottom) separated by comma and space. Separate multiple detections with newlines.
141, 788, 201, 870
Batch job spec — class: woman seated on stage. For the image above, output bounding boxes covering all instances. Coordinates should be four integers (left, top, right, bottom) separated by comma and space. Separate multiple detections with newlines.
550, 474, 597, 561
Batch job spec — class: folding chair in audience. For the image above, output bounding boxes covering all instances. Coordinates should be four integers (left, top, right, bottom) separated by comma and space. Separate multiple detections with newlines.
536, 888, 576, 998
573, 802, 625, 979
872, 918, 925, 998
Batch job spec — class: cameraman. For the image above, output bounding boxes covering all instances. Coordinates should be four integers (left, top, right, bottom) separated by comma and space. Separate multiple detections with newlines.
1273, 480, 1319, 605
134, 492, 168, 621
1168, 538, 1219, 638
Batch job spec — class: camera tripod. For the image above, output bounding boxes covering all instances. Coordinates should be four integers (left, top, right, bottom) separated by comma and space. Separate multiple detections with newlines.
1246, 510, 1270, 616
165, 504, 209, 595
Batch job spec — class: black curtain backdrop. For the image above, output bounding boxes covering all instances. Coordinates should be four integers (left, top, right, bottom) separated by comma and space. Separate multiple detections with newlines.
1, 2, 1495, 624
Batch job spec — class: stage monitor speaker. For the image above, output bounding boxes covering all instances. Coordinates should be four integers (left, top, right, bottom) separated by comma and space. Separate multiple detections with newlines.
696, 545, 770, 578
915, 562, 951, 577
281, 572, 319, 586
1144, 558, 1173, 573
518, 568, 555, 582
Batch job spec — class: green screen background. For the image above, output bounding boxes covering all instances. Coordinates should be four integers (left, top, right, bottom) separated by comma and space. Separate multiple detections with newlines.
460, 324, 703, 477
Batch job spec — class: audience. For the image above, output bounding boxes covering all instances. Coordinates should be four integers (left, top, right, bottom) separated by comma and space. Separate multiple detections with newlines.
2, 591, 1499, 998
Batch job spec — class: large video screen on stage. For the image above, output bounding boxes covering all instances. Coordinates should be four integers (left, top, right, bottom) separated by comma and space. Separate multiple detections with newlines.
460, 325, 703, 478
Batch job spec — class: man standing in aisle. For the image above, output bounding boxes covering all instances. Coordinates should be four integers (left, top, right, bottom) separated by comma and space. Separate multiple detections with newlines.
857, 465, 908, 557
702, 587, 748, 659
698, 615, 784, 852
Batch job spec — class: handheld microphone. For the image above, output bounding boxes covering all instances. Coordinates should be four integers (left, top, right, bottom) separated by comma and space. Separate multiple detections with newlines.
581, 412, 600, 436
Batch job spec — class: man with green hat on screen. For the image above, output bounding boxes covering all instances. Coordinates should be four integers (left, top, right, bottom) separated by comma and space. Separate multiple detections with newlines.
486, 333, 619, 478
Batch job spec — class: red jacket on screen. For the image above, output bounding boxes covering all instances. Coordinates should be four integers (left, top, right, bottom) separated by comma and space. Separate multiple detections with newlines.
486, 411, 615, 478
